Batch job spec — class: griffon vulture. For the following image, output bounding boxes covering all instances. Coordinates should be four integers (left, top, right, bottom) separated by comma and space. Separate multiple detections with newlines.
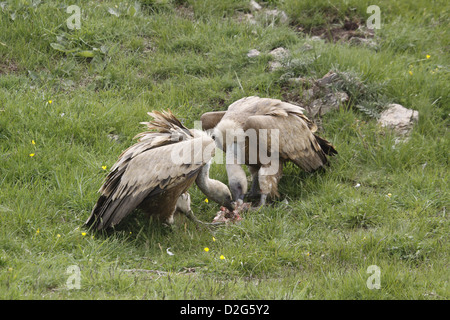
85, 110, 233, 230
201, 96, 337, 206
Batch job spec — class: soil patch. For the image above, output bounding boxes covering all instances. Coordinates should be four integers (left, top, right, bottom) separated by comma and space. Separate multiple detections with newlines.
0, 59, 20, 74
302, 20, 375, 43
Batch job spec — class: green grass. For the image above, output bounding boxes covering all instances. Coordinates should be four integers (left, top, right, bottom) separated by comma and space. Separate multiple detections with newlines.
0, 0, 449, 299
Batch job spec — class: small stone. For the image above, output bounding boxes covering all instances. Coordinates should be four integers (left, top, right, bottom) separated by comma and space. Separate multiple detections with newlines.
306, 91, 349, 117
247, 49, 261, 58
287, 77, 309, 85
249, 0, 262, 11
378, 104, 419, 135
310, 36, 323, 41
264, 9, 288, 24
269, 47, 289, 61
316, 71, 339, 87
268, 61, 283, 71
107, 134, 120, 141
236, 12, 257, 25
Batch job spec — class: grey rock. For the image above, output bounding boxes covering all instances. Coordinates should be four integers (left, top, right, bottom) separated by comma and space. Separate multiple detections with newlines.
247, 49, 261, 58
249, 0, 262, 11
269, 47, 289, 61
378, 104, 419, 135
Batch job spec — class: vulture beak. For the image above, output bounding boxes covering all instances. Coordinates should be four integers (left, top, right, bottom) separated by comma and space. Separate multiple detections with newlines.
224, 196, 235, 212
230, 181, 245, 205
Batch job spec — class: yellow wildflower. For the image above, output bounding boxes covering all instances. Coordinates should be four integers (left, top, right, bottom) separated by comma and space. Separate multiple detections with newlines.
57, 234, 61, 238
204, 198, 209, 203
426, 54, 430, 59
48, 100, 52, 104
29, 153, 35, 157
36, 228, 40, 235
204, 247, 209, 252
220, 255, 225, 260
32, 140, 36, 145
409, 71, 413, 76
212, 236, 216, 242
102, 165, 107, 170
81, 232, 87, 237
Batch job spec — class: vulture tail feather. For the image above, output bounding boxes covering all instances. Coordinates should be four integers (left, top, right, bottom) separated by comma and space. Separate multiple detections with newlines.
314, 134, 338, 156
142, 110, 191, 137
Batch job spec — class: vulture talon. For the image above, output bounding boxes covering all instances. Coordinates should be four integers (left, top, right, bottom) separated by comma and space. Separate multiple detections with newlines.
185, 210, 222, 227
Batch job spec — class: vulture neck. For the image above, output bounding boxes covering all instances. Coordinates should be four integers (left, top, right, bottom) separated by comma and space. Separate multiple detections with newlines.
196, 162, 233, 211
196, 162, 217, 200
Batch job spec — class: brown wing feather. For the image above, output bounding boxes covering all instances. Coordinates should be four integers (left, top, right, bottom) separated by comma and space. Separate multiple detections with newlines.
200, 111, 227, 131
86, 136, 214, 230
243, 113, 331, 172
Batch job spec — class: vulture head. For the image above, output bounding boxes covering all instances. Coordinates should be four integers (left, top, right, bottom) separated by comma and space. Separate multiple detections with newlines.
226, 163, 248, 205
195, 161, 234, 211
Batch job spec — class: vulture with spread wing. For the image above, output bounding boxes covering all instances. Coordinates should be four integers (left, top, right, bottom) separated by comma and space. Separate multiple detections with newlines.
201, 96, 337, 206
85, 110, 233, 230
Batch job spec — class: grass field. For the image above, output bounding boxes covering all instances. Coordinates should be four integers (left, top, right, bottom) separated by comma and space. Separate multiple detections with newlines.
0, 0, 448, 300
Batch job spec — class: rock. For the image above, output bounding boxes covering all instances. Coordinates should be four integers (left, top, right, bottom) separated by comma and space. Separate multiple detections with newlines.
287, 77, 309, 85
307, 91, 349, 117
249, 0, 262, 11
300, 43, 313, 51
268, 61, 283, 71
268, 47, 289, 71
269, 47, 289, 61
236, 12, 257, 25
316, 71, 339, 87
264, 9, 289, 24
107, 133, 120, 142
247, 49, 261, 58
378, 104, 419, 135
349, 37, 378, 49
302, 88, 315, 100
310, 36, 323, 42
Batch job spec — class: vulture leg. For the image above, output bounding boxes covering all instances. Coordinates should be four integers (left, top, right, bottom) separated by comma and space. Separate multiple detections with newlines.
256, 161, 284, 207
185, 210, 225, 226
177, 193, 225, 226
258, 194, 268, 207
166, 210, 175, 225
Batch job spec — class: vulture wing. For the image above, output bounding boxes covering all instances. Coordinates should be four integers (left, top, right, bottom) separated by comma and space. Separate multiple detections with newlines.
200, 111, 227, 131
243, 110, 332, 172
